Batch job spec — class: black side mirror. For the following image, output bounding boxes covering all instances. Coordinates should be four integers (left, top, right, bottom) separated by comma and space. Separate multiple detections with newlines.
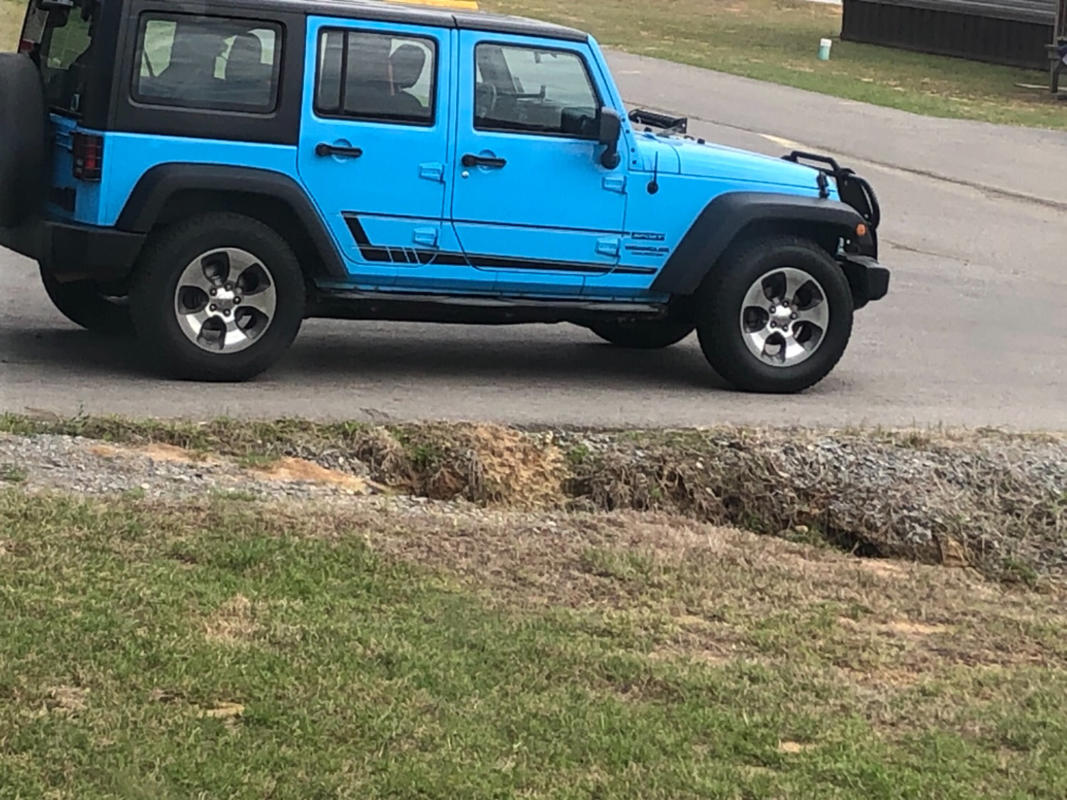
597, 107, 622, 170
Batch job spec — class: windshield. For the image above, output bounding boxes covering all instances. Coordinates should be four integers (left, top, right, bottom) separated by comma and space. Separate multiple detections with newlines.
22, 0, 98, 115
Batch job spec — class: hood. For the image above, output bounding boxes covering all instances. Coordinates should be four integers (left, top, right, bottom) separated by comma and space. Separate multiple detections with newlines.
639, 135, 824, 191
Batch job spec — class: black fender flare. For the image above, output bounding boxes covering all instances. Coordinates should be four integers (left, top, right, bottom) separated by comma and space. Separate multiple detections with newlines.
116, 164, 348, 279
650, 192, 872, 296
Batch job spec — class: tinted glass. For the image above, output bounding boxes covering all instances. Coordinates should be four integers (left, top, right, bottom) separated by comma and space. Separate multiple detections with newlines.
315, 29, 436, 125
133, 14, 281, 113
474, 44, 598, 136
25, 0, 97, 115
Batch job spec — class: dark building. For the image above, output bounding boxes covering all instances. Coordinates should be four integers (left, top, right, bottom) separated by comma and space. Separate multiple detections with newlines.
841, 0, 1062, 70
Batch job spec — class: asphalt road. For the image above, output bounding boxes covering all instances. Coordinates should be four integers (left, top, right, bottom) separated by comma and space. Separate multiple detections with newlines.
2, 55, 1066, 428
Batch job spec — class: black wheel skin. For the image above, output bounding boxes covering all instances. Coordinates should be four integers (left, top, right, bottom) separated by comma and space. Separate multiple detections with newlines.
130, 213, 305, 382
589, 317, 694, 350
0, 54, 47, 228
39, 265, 133, 335
695, 236, 854, 394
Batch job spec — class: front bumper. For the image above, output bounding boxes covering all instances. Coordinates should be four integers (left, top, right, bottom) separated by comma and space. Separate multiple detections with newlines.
0, 217, 145, 284
840, 254, 889, 310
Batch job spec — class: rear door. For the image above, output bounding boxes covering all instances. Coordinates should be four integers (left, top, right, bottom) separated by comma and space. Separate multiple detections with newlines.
19, 0, 100, 223
298, 16, 458, 288
450, 32, 627, 296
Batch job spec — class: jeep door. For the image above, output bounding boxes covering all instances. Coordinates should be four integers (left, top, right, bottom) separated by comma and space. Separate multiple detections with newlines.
298, 16, 461, 289
450, 32, 627, 296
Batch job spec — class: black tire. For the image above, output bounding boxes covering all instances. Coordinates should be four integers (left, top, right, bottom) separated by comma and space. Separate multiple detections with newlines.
0, 54, 47, 228
589, 317, 695, 350
40, 266, 133, 335
130, 213, 305, 382
696, 236, 853, 393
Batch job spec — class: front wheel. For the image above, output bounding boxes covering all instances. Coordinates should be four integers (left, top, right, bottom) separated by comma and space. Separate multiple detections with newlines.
130, 213, 305, 382
696, 236, 853, 393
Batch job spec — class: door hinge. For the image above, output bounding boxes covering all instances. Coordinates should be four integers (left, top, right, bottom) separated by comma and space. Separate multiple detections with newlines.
413, 227, 439, 247
419, 162, 445, 182
596, 237, 621, 257
603, 175, 627, 193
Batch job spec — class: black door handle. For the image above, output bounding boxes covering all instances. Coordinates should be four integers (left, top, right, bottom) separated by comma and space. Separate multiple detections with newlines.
462, 154, 507, 169
316, 143, 364, 158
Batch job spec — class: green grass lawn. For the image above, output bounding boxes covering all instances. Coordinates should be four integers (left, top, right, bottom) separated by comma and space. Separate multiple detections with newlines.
485, 0, 1067, 130
3, 0, 1063, 126
2, 489, 1067, 798
0, 0, 21, 51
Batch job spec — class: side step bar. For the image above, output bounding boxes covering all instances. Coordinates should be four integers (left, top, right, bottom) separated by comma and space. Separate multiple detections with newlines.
308, 288, 668, 325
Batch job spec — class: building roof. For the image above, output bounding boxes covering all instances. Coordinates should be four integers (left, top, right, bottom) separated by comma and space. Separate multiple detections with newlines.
859, 0, 1056, 25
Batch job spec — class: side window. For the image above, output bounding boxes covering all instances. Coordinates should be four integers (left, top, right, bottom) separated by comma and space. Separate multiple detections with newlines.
315, 29, 436, 126
474, 44, 599, 137
132, 14, 282, 113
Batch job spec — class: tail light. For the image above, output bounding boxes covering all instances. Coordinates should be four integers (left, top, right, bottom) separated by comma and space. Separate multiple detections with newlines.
72, 132, 104, 182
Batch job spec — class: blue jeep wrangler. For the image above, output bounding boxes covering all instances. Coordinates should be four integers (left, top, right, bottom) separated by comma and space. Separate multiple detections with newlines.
0, 0, 888, 392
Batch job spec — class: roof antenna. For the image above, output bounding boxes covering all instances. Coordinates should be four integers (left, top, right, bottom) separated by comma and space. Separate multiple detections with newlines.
647, 152, 660, 195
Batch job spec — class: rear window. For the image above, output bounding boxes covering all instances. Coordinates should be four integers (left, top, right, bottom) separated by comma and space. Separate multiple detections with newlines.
132, 13, 282, 113
315, 29, 437, 126
22, 0, 97, 115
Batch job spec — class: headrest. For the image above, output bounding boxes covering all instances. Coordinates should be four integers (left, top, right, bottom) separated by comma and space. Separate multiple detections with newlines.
226, 33, 264, 81
390, 44, 426, 91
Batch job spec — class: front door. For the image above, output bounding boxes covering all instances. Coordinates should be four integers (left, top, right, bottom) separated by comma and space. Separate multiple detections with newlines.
298, 16, 454, 288
450, 33, 627, 296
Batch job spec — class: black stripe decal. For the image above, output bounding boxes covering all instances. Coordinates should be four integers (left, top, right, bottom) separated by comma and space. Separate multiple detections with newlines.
469, 254, 611, 274
614, 266, 659, 275
345, 216, 392, 263
352, 209, 625, 236
343, 214, 654, 276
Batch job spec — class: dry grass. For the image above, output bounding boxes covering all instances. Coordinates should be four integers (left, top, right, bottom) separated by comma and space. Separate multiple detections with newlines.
0, 0, 20, 52
203, 594, 260, 647
4, 415, 1064, 584
337, 501, 1067, 685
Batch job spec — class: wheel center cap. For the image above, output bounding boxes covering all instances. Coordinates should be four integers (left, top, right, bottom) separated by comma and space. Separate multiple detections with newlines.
214, 288, 237, 312
772, 306, 793, 328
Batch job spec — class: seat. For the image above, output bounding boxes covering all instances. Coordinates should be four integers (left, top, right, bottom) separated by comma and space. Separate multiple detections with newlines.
388, 43, 429, 119
153, 29, 225, 102
342, 33, 394, 118
223, 33, 273, 107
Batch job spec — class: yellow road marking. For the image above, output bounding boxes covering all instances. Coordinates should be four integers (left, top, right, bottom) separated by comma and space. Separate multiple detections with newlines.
760, 134, 802, 149
387, 0, 481, 9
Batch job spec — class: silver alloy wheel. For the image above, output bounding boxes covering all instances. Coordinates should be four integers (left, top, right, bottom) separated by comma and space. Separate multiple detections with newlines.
739, 267, 830, 367
173, 248, 277, 354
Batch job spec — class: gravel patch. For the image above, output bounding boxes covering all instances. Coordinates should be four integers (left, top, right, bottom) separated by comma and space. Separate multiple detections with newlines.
0, 433, 376, 502
1, 423, 1064, 583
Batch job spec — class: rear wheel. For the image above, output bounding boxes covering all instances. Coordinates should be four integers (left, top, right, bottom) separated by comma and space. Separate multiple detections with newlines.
0, 54, 46, 228
696, 236, 853, 393
40, 266, 133, 335
130, 214, 305, 382
589, 317, 694, 350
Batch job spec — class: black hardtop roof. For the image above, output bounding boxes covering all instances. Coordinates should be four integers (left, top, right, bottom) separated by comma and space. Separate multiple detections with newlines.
204, 0, 589, 42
